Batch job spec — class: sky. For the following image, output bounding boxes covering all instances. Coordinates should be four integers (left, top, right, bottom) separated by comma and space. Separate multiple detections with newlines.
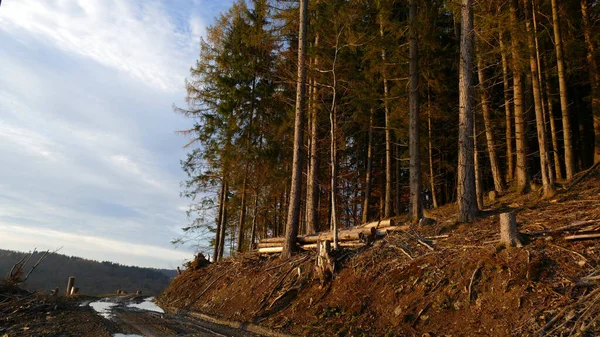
0, 0, 234, 269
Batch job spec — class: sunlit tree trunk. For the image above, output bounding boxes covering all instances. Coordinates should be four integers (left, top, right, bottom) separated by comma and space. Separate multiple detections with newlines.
551, 0, 574, 179
457, 0, 478, 222
499, 32, 515, 184
510, 0, 529, 194
306, 31, 319, 234
362, 108, 374, 223
476, 52, 505, 194
524, 0, 554, 198
282, 0, 308, 259
250, 193, 258, 249
474, 121, 484, 209
544, 67, 563, 179
409, 0, 422, 224
379, 5, 392, 218
427, 88, 438, 208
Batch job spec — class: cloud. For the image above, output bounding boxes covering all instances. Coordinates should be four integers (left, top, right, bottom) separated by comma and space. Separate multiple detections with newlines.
0, 0, 205, 92
0, 0, 234, 268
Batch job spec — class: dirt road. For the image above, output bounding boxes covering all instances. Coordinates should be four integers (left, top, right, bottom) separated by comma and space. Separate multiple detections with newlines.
90, 296, 264, 337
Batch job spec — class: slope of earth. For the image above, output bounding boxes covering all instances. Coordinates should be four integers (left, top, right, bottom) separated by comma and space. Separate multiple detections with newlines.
158, 164, 600, 336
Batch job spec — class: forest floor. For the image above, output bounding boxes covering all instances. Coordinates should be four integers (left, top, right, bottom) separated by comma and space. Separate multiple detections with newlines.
158, 163, 600, 337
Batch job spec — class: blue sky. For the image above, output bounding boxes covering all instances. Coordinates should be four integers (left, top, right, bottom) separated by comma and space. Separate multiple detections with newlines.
0, 0, 234, 268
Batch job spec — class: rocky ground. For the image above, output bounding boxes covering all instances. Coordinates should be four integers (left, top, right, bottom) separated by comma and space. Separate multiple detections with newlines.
158, 164, 600, 336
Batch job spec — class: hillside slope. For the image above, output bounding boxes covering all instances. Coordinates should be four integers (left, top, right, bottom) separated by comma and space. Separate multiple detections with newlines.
159, 165, 600, 336
0, 250, 174, 296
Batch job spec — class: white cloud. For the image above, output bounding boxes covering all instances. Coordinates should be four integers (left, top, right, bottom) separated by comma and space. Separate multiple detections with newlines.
0, 120, 61, 161
0, 0, 205, 91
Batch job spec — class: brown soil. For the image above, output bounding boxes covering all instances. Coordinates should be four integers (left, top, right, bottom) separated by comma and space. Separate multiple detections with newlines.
158, 164, 600, 336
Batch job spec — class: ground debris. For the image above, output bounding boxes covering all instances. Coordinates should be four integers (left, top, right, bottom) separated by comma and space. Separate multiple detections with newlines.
158, 166, 600, 336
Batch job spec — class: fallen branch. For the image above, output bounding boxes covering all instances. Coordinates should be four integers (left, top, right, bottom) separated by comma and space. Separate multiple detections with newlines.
527, 220, 600, 236
468, 264, 483, 304
565, 233, 600, 241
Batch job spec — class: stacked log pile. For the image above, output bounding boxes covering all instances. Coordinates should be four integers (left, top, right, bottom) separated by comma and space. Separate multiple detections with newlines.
256, 219, 410, 254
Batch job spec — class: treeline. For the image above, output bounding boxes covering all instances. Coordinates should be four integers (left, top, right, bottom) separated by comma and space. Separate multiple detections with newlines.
0, 249, 175, 295
176, 0, 599, 258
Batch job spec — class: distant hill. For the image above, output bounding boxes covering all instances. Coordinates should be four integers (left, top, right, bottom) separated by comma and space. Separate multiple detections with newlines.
0, 249, 175, 296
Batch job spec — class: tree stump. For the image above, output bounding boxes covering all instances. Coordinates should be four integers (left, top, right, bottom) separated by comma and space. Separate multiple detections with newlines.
65, 277, 75, 296
488, 190, 497, 202
136, 290, 142, 295
500, 212, 523, 248
316, 240, 334, 285
70, 287, 79, 295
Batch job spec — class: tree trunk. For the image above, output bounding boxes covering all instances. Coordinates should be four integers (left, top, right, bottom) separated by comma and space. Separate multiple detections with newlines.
532, 0, 555, 182
499, 31, 515, 183
409, 0, 423, 224
524, 0, 555, 198
474, 120, 484, 209
306, 32, 320, 234
544, 67, 563, 179
362, 108, 374, 223
551, 0, 574, 179
395, 144, 401, 216
217, 183, 229, 261
379, 12, 392, 219
427, 88, 438, 208
213, 182, 225, 260
580, 0, 600, 164
500, 212, 523, 248
457, 0, 478, 223
282, 0, 308, 259
476, 52, 505, 194
510, 0, 530, 193
250, 193, 259, 249
236, 168, 249, 252
329, 36, 340, 249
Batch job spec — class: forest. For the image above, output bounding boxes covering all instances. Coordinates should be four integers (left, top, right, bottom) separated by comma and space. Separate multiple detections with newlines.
175, 0, 600, 260
0, 249, 175, 296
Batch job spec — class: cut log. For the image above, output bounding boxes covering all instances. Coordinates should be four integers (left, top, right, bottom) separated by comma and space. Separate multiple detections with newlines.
260, 237, 286, 243
257, 241, 288, 248
499, 212, 523, 248
565, 233, 600, 241
258, 247, 283, 253
297, 227, 376, 244
384, 225, 411, 233
300, 241, 365, 250
361, 219, 393, 229
316, 241, 334, 285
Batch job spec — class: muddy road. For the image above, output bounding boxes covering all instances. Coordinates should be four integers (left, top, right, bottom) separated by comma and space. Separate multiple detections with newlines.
87, 296, 264, 337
